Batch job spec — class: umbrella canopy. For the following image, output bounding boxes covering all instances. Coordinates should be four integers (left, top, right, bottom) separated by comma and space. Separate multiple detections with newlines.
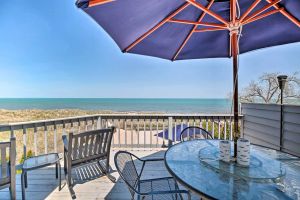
76, 0, 300, 156
76, 0, 300, 60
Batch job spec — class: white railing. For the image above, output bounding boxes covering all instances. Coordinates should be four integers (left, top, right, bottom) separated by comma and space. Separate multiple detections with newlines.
0, 114, 243, 163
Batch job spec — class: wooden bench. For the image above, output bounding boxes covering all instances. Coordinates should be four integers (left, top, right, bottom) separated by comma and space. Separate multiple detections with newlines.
62, 127, 116, 199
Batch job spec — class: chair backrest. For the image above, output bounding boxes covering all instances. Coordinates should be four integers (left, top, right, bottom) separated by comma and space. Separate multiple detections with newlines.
67, 127, 115, 166
114, 151, 140, 198
0, 137, 16, 187
180, 126, 213, 142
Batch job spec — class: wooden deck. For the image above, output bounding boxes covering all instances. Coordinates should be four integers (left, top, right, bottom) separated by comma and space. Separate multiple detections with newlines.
0, 150, 199, 200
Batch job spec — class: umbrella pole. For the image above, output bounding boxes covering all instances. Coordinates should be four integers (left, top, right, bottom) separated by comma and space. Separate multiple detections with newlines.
232, 32, 239, 159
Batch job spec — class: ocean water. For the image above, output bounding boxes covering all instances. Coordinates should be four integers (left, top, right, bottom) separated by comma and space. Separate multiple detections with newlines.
0, 98, 232, 114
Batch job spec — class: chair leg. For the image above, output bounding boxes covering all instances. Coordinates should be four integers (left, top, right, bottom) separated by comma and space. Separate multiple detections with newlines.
63, 153, 67, 175
56, 163, 58, 179
21, 172, 26, 200
24, 172, 28, 188
58, 162, 62, 191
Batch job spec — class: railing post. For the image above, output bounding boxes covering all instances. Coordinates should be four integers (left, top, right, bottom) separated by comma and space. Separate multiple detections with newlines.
44, 124, 48, 154
10, 127, 14, 138
168, 117, 173, 147
97, 116, 102, 129
23, 126, 27, 160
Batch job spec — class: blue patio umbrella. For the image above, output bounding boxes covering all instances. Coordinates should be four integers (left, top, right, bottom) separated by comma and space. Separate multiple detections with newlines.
75, 0, 300, 156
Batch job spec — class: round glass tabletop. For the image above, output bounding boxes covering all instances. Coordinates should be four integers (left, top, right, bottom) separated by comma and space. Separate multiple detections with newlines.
165, 140, 300, 200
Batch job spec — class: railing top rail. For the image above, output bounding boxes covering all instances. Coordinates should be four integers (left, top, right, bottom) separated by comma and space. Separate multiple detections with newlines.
0, 113, 243, 132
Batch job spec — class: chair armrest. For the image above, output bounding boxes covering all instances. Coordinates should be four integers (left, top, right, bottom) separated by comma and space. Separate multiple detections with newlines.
62, 135, 68, 152
140, 189, 190, 196
141, 157, 164, 162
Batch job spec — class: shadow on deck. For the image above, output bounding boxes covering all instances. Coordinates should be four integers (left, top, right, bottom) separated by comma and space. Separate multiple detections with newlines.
0, 150, 198, 200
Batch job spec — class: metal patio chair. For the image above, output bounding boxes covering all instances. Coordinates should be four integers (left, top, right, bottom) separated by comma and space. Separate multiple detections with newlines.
0, 137, 16, 200
114, 151, 190, 200
62, 127, 116, 199
180, 126, 213, 142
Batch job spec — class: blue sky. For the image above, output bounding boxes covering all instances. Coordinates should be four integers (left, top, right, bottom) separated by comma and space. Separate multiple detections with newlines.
0, 0, 299, 98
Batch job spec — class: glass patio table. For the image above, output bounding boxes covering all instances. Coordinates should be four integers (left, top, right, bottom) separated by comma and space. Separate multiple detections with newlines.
164, 140, 300, 200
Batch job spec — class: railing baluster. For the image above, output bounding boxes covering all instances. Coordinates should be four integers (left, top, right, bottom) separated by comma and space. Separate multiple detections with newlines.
144, 118, 146, 149
63, 122, 66, 135
180, 118, 183, 136
168, 117, 173, 145
163, 119, 166, 147
44, 124, 48, 154
200, 118, 202, 129
212, 118, 215, 139
23, 126, 27, 160
34, 125, 38, 156
174, 119, 177, 143
137, 119, 140, 148
77, 120, 81, 133
224, 118, 227, 140
54, 123, 57, 153
230, 119, 233, 140
156, 118, 159, 148
84, 118, 89, 131
193, 118, 196, 139
112, 119, 116, 146
118, 119, 121, 148
206, 118, 209, 131
71, 122, 74, 134
131, 118, 133, 150
97, 117, 102, 129
124, 118, 127, 148
92, 119, 95, 130
187, 119, 190, 140
218, 118, 221, 139
150, 118, 152, 149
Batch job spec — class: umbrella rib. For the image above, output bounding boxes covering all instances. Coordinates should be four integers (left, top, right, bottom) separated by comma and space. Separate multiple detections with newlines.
185, 0, 229, 26
124, 2, 190, 52
265, 0, 300, 28
242, 8, 283, 25
194, 27, 226, 32
88, 0, 114, 7
239, 0, 262, 22
168, 19, 226, 29
241, 0, 281, 23
172, 0, 215, 61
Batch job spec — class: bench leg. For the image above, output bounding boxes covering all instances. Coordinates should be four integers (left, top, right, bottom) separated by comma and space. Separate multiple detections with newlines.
21, 171, 26, 200
98, 160, 116, 183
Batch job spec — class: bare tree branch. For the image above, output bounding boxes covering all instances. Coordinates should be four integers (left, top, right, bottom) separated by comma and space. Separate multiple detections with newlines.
240, 72, 300, 103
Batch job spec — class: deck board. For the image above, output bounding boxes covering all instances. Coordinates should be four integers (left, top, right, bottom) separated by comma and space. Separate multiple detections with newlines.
0, 150, 199, 200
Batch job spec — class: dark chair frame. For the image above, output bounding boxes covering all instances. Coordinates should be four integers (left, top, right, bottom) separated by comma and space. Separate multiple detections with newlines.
62, 127, 116, 199
0, 137, 16, 200
180, 126, 213, 142
114, 151, 191, 200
